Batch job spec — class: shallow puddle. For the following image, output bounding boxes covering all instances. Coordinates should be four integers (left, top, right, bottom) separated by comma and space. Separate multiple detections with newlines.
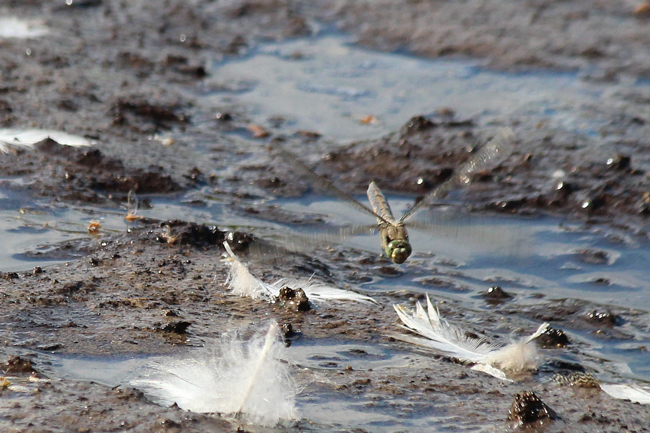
203, 34, 641, 141
44, 341, 472, 432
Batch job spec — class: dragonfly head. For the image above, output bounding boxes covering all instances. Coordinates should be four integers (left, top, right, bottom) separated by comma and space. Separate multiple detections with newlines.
386, 240, 412, 264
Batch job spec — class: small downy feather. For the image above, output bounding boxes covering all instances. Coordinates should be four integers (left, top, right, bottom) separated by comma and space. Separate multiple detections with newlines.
0, 128, 92, 153
130, 321, 296, 426
223, 242, 276, 301
393, 294, 548, 380
222, 242, 375, 304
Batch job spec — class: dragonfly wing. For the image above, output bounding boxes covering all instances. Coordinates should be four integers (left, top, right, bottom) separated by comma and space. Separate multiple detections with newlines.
406, 212, 532, 259
400, 127, 516, 223
269, 143, 391, 225
245, 223, 378, 265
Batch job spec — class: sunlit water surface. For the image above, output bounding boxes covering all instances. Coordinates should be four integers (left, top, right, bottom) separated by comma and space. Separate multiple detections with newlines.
202, 34, 643, 141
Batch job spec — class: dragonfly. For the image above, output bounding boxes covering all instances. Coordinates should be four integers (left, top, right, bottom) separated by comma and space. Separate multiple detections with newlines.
269, 127, 516, 264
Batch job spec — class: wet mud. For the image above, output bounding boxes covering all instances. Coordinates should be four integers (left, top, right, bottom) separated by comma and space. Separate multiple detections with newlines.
262, 116, 650, 236
1, 220, 649, 432
1, 0, 650, 431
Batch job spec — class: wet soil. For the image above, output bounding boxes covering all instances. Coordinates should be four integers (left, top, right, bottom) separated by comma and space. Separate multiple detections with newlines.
1, 220, 649, 432
263, 117, 650, 236
326, 0, 650, 79
2, 0, 650, 431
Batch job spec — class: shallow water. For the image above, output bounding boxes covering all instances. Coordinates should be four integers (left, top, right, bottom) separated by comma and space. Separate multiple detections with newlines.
43, 340, 489, 432
202, 34, 641, 141
4, 188, 648, 385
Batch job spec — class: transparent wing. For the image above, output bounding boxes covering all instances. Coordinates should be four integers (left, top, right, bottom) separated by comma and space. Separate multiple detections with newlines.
269, 143, 391, 225
400, 127, 516, 223
406, 213, 532, 260
244, 223, 377, 266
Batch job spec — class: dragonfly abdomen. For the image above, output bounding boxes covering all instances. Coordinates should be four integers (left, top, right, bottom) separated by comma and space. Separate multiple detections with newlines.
367, 181, 398, 225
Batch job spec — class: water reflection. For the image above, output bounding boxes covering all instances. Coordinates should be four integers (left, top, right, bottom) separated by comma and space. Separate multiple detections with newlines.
205, 34, 627, 141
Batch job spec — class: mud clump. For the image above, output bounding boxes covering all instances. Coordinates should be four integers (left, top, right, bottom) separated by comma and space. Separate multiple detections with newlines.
159, 221, 226, 249
156, 321, 192, 334
276, 286, 311, 312
585, 310, 619, 327
508, 391, 558, 427
606, 154, 632, 171
311, 116, 490, 195
0, 138, 182, 204
481, 286, 513, 305
2, 356, 36, 375
575, 249, 609, 265
280, 322, 297, 338
399, 115, 437, 135
111, 98, 188, 129
536, 326, 570, 348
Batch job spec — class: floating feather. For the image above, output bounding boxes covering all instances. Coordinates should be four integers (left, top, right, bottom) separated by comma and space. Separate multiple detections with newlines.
0, 128, 92, 153
222, 242, 375, 304
393, 295, 548, 380
131, 321, 296, 426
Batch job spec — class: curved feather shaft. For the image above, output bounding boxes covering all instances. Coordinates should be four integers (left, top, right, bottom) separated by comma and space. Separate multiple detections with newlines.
236, 322, 280, 414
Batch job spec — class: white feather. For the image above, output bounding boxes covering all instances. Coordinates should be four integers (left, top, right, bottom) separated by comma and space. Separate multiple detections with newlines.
0, 128, 93, 153
393, 295, 548, 380
222, 242, 375, 304
223, 242, 276, 301
275, 278, 377, 305
600, 384, 650, 405
130, 321, 297, 425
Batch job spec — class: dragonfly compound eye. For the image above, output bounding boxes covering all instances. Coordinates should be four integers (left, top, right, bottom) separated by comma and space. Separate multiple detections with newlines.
387, 240, 412, 264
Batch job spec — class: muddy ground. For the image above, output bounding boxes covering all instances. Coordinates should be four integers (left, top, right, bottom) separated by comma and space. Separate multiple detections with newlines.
2, 0, 650, 432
